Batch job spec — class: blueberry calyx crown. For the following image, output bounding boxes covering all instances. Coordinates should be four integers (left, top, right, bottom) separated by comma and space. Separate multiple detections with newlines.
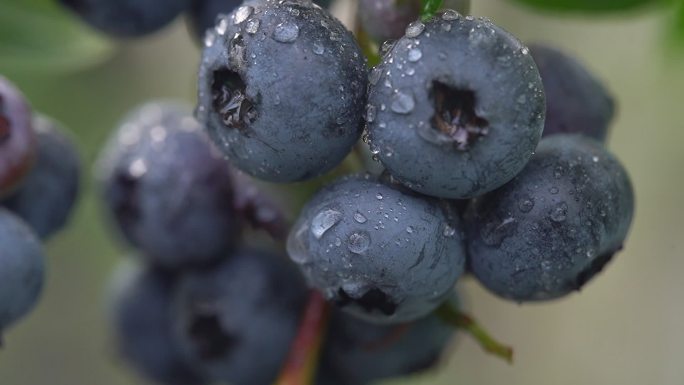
430, 81, 489, 151
212, 68, 256, 131
336, 287, 398, 316
187, 301, 237, 361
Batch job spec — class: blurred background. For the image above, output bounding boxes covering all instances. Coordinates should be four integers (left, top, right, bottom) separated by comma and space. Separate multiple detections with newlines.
1, 0, 683, 384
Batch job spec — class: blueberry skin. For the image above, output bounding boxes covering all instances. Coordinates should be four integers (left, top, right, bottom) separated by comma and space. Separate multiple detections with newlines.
0, 209, 45, 334
358, 0, 470, 42
0, 76, 35, 198
197, 0, 368, 182
288, 174, 465, 324
367, 13, 545, 199
108, 262, 206, 385
188, 0, 333, 40
172, 248, 307, 385
466, 134, 634, 302
529, 44, 615, 142
319, 304, 455, 384
58, 0, 190, 38
97, 101, 240, 269
2, 115, 80, 240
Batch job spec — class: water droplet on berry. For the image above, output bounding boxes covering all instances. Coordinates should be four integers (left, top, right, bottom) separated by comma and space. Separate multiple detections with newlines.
273, 22, 299, 43
312, 42, 324, 55
348, 232, 370, 254
311, 209, 342, 239
406, 226, 414, 234
441, 9, 460, 20
216, 17, 229, 35
390, 91, 415, 114
405, 21, 425, 38
407, 48, 422, 62
234, 5, 253, 24
549, 202, 568, 222
518, 198, 535, 213
245, 19, 260, 34
353, 212, 367, 223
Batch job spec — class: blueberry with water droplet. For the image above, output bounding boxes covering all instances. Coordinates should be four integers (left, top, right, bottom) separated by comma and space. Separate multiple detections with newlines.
529, 44, 615, 142
108, 262, 206, 385
318, 295, 457, 384
465, 135, 634, 301
97, 101, 241, 269
58, 0, 189, 37
2, 115, 80, 240
367, 13, 545, 199
0, 76, 35, 198
172, 248, 307, 385
0, 209, 45, 335
287, 174, 466, 324
197, 0, 367, 182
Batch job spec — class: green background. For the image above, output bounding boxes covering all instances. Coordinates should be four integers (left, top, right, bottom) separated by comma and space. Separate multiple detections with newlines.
1, 0, 683, 384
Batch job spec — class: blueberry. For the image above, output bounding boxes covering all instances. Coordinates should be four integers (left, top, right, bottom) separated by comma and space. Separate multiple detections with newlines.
465, 134, 634, 302
366, 13, 545, 199
0, 209, 45, 334
318, 301, 455, 384
58, 0, 190, 37
0, 76, 35, 198
2, 115, 80, 240
97, 101, 241, 269
529, 44, 615, 142
287, 174, 465, 324
358, 0, 470, 42
197, 0, 367, 182
108, 262, 206, 385
172, 248, 307, 385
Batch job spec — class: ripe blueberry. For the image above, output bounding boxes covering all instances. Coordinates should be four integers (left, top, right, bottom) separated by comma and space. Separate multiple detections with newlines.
108, 262, 206, 385
288, 174, 465, 324
0, 209, 45, 334
172, 248, 307, 385
366, 12, 545, 199
58, 0, 190, 37
318, 298, 456, 384
197, 0, 367, 182
465, 134, 634, 301
97, 101, 240, 269
2, 115, 80, 240
529, 43, 615, 142
0, 76, 35, 198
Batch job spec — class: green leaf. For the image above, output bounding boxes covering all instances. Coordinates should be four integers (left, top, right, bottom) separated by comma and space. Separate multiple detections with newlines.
509, 0, 663, 13
0, 0, 114, 74
670, 0, 684, 41
421, 0, 444, 20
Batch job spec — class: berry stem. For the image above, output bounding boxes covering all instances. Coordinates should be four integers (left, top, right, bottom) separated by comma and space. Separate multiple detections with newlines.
421, 0, 444, 20
275, 291, 330, 385
435, 301, 514, 364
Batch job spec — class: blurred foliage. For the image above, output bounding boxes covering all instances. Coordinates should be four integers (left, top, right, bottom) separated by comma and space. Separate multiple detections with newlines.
509, 0, 667, 13
0, 0, 113, 74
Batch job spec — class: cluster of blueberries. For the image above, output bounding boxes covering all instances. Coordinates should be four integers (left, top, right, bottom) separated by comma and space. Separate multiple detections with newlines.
0, 76, 81, 338
2, 0, 635, 384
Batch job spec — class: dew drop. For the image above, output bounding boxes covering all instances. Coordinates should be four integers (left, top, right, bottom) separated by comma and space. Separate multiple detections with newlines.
405, 21, 425, 38
234, 5, 253, 24
518, 198, 535, 213
312, 42, 324, 54
348, 232, 371, 254
406, 226, 414, 234
273, 22, 299, 43
311, 209, 342, 239
353, 212, 367, 224
245, 18, 260, 34
441, 9, 460, 20
376, 193, 383, 200
286, 221, 311, 263
407, 48, 422, 62
365, 104, 377, 123
390, 91, 415, 114
216, 17, 229, 35
549, 202, 568, 222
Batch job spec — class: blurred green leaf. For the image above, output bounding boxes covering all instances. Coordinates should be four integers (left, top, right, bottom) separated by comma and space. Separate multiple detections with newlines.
421, 0, 444, 20
670, 0, 684, 41
510, 0, 662, 13
0, 0, 114, 74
